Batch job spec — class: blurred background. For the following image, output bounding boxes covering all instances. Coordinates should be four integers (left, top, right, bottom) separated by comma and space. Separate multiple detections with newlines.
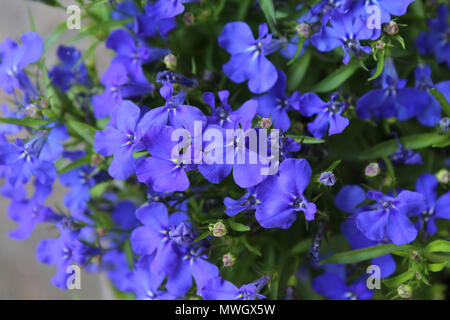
0, 0, 111, 299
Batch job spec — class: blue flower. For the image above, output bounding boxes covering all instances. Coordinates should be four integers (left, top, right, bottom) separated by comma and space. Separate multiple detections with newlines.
312, 273, 373, 300
156, 70, 198, 87
411, 173, 450, 236
415, 4, 450, 68
130, 202, 193, 275
311, 9, 373, 64
202, 275, 269, 300
255, 69, 301, 132
134, 2, 177, 38
224, 187, 258, 217
356, 190, 426, 245
389, 133, 423, 165
95, 100, 144, 180
218, 22, 284, 93
49, 46, 91, 92
300, 92, 349, 138
255, 158, 316, 229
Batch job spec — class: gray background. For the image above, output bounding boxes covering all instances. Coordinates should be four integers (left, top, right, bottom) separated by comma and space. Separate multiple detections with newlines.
0, 0, 112, 299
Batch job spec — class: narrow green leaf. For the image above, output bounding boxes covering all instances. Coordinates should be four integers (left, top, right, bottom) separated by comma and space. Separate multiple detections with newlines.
57, 155, 91, 174
258, 0, 277, 34
287, 49, 311, 91
242, 237, 262, 256
359, 132, 449, 160
430, 88, 450, 117
428, 262, 448, 272
28, 8, 37, 33
194, 231, 211, 242
44, 21, 68, 55
90, 181, 109, 198
287, 134, 325, 144
228, 220, 250, 232
0, 117, 51, 127
311, 58, 360, 93
383, 270, 415, 288
325, 160, 341, 172
66, 119, 97, 146
368, 51, 385, 81
123, 239, 134, 270
286, 38, 305, 66
425, 240, 450, 254
319, 244, 411, 264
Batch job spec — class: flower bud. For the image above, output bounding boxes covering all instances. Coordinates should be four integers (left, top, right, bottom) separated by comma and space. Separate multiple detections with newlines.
295, 23, 311, 38
436, 169, 449, 184
259, 117, 272, 129
319, 171, 336, 186
212, 221, 227, 238
375, 40, 385, 50
365, 162, 380, 177
24, 103, 38, 117
222, 253, 235, 267
385, 21, 399, 35
183, 12, 195, 25
397, 284, 411, 298
163, 53, 177, 70
91, 154, 102, 167
40, 99, 49, 109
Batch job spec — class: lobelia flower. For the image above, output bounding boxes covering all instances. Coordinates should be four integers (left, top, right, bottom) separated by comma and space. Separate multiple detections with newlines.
7, 180, 61, 241
151, 0, 196, 19
413, 65, 450, 127
0, 133, 57, 188
111, 0, 141, 30
336, 185, 396, 278
106, 28, 168, 84
356, 190, 426, 245
0, 32, 42, 98
138, 82, 206, 133
135, 125, 197, 192
125, 255, 177, 300
130, 202, 194, 276
203, 90, 257, 129
410, 173, 450, 236
389, 133, 423, 165
415, 4, 450, 68
94, 100, 145, 180
311, 9, 373, 64
299, 92, 349, 139
36, 225, 99, 289
156, 70, 198, 87
49, 46, 91, 92
39, 125, 69, 162
319, 171, 336, 186
92, 61, 153, 118
134, 2, 177, 39
202, 275, 269, 300
356, 57, 429, 121
224, 187, 258, 217
304, 0, 353, 26
312, 273, 373, 300
165, 247, 219, 297
254, 69, 301, 132
255, 158, 316, 229
96, 249, 133, 292
218, 22, 284, 93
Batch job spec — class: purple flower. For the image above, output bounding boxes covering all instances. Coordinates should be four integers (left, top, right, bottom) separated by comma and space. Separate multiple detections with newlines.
106, 29, 168, 84
49, 46, 91, 92
224, 187, 258, 217
255, 158, 316, 229
134, 2, 177, 38
130, 202, 193, 275
299, 92, 349, 138
135, 125, 195, 192
156, 70, 198, 87
138, 82, 206, 133
319, 171, 336, 186
411, 173, 450, 236
389, 133, 423, 165
255, 69, 301, 132
356, 190, 426, 245
0, 32, 42, 97
0, 133, 57, 188
415, 4, 450, 68
356, 58, 429, 121
311, 9, 373, 64
151, 0, 194, 19
92, 61, 153, 118
202, 275, 268, 300
312, 273, 373, 300
7, 181, 60, 240
218, 22, 284, 93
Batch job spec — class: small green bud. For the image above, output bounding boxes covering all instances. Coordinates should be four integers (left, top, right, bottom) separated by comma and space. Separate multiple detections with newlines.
212, 221, 227, 238
397, 284, 411, 298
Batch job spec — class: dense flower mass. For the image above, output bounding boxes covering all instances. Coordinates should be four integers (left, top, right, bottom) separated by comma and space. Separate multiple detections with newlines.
0, 0, 449, 301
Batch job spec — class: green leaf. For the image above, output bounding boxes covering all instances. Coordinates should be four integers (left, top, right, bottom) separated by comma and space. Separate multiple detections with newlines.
428, 262, 448, 272
430, 88, 450, 117
258, 0, 277, 34
28, 8, 37, 32
286, 38, 305, 66
0, 117, 51, 128
287, 134, 325, 144
57, 155, 91, 174
383, 270, 415, 288
319, 244, 411, 264
368, 51, 385, 81
66, 119, 97, 146
325, 160, 341, 172
287, 49, 311, 91
228, 220, 250, 232
425, 240, 450, 254
242, 237, 262, 256
44, 21, 68, 55
83, 0, 110, 9
393, 35, 406, 50
359, 132, 449, 160
90, 181, 109, 198
311, 58, 360, 93
194, 231, 211, 242
123, 239, 134, 270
